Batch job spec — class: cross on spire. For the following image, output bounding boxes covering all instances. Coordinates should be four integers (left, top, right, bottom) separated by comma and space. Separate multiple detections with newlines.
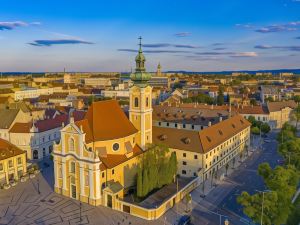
138, 36, 142, 51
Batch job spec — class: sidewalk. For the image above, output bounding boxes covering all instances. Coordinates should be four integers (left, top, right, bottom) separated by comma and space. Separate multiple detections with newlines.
162, 144, 259, 225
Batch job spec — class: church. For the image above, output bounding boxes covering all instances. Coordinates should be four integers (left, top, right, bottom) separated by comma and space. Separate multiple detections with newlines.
53, 38, 153, 207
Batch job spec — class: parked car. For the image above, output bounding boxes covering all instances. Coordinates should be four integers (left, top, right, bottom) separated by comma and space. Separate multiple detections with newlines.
178, 215, 191, 225
277, 159, 285, 165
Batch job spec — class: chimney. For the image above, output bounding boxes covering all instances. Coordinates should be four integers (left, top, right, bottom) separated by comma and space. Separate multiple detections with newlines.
219, 116, 223, 122
208, 121, 212, 127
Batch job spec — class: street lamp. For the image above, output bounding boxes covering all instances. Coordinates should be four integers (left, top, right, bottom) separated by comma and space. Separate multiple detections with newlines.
37, 177, 40, 195
256, 189, 272, 225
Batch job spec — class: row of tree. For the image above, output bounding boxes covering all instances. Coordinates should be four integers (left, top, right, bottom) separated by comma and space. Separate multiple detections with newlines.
136, 144, 177, 198
238, 123, 300, 225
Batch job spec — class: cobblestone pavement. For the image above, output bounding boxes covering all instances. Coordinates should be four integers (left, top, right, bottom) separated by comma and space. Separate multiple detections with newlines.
0, 163, 161, 225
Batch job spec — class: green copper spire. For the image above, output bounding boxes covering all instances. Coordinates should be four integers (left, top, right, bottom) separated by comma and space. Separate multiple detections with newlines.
130, 36, 151, 87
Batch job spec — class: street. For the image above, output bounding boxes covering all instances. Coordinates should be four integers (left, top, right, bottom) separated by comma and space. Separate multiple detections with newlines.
192, 132, 281, 225
161, 131, 282, 225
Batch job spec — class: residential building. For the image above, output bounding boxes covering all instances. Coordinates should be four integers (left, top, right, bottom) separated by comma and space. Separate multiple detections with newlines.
153, 115, 251, 180
0, 139, 27, 185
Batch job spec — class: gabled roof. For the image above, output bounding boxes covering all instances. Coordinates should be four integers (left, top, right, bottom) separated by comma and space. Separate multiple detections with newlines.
99, 144, 143, 169
0, 138, 26, 160
75, 100, 137, 143
267, 100, 297, 112
0, 109, 20, 129
153, 115, 250, 154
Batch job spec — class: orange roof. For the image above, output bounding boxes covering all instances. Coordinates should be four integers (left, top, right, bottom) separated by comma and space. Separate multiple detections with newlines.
153, 115, 250, 154
99, 144, 143, 169
0, 138, 26, 161
198, 115, 251, 152
75, 100, 137, 143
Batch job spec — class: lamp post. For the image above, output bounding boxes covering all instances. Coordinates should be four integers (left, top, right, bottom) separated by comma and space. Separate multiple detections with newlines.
37, 177, 40, 195
256, 190, 271, 225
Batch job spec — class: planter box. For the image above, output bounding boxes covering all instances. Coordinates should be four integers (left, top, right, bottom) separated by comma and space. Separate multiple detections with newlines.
3, 184, 11, 190
20, 176, 28, 183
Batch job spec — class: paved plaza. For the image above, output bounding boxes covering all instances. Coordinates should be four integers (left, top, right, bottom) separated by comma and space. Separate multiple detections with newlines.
0, 163, 160, 225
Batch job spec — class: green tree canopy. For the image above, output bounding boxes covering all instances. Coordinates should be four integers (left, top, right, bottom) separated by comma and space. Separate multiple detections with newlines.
136, 144, 177, 198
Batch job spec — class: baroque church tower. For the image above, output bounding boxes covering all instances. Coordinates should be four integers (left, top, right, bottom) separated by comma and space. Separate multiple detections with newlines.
129, 37, 153, 150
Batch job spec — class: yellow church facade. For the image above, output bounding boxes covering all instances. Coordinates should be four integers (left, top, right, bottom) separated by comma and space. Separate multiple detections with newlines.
53, 38, 153, 208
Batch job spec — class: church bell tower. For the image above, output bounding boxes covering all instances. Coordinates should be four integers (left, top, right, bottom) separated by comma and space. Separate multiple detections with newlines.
129, 37, 153, 150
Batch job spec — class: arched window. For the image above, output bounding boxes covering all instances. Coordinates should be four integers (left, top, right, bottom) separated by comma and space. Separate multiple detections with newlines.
69, 138, 75, 152
70, 161, 76, 173
134, 97, 139, 107
146, 97, 149, 107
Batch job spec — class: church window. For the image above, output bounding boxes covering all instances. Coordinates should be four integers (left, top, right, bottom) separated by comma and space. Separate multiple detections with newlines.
113, 143, 120, 151
69, 138, 75, 152
70, 161, 76, 173
134, 97, 139, 107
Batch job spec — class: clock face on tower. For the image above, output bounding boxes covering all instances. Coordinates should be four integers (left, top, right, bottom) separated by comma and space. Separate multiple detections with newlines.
113, 143, 120, 151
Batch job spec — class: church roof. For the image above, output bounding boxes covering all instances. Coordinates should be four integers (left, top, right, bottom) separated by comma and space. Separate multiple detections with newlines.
76, 100, 137, 143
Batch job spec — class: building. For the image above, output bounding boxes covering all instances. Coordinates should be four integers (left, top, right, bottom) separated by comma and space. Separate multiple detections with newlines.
9, 112, 85, 160
0, 108, 31, 141
53, 39, 152, 207
64, 73, 78, 84
84, 77, 112, 87
267, 100, 297, 129
148, 76, 170, 88
153, 115, 251, 180
0, 138, 27, 186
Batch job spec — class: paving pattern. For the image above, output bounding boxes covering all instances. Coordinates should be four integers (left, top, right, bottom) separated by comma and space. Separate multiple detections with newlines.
0, 164, 161, 225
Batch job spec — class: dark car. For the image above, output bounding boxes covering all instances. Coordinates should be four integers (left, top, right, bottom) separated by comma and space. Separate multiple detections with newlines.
178, 215, 191, 225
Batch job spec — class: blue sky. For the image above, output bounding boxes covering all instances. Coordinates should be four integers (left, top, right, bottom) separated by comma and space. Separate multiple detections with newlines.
0, 0, 300, 72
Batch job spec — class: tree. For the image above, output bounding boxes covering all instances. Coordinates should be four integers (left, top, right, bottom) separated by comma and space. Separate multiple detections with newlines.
136, 144, 177, 198
142, 168, 149, 197
291, 104, 300, 129
217, 86, 224, 105
232, 157, 236, 169
251, 126, 260, 135
247, 116, 256, 126
293, 95, 300, 105
238, 163, 300, 225
261, 123, 271, 134
137, 166, 143, 198
225, 163, 229, 176
237, 191, 280, 225
245, 145, 249, 156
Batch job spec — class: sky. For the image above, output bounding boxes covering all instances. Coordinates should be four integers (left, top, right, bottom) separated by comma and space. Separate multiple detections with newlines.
0, 0, 300, 72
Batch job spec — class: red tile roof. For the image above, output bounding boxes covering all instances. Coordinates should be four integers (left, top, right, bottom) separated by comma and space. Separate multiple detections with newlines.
75, 100, 137, 143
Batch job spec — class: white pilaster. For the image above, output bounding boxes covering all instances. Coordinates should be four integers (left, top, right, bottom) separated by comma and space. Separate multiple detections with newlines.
54, 159, 59, 188
62, 158, 67, 190
79, 162, 85, 196
89, 165, 95, 199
